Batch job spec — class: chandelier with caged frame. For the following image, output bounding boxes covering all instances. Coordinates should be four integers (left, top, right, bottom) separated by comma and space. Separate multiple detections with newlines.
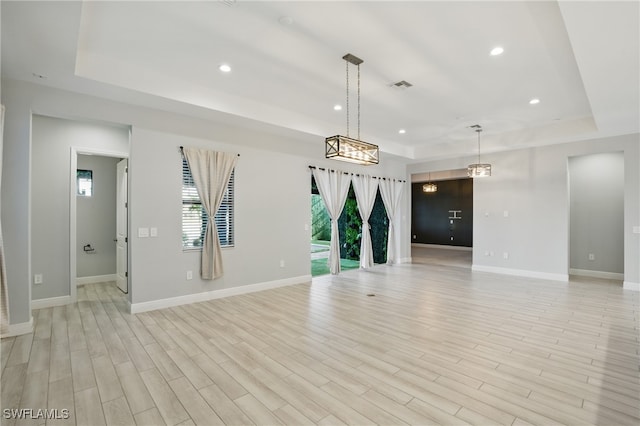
467, 124, 492, 178
325, 53, 379, 165
422, 172, 437, 193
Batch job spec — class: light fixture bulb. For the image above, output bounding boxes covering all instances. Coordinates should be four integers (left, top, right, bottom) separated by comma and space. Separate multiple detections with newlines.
529, 98, 540, 105
333, 104, 342, 111
490, 46, 504, 56
399, 129, 406, 134
219, 64, 231, 73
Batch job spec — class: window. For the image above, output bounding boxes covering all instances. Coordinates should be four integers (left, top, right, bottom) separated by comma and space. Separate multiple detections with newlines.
182, 157, 234, 249
77, 169, 93, 196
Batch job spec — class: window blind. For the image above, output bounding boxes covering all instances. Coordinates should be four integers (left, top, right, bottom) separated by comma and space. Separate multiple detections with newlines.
182, 157, 234, 249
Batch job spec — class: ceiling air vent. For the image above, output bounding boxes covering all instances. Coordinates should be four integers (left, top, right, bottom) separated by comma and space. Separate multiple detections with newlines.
393, 80, 413, 88
219, 0, 236, 6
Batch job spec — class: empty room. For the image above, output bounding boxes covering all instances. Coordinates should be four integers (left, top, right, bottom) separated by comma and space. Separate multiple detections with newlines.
1, 1, 639, 425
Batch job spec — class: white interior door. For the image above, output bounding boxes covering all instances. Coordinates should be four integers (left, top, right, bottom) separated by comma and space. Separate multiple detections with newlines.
116, 159, 128, 293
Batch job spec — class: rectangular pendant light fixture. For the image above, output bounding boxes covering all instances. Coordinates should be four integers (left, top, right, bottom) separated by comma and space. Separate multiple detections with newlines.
326, 53, 379, 165
325, 135, 379, 165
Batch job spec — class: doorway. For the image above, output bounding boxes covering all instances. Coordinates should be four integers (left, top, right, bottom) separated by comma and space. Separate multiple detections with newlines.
568, 152, 624, 281
410, 170, 474, 267
310, 175, 388, 276
71, 149, 129, 301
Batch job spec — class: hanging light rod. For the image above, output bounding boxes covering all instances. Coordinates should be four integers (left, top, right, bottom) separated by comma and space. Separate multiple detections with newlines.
325, 53, 379, 165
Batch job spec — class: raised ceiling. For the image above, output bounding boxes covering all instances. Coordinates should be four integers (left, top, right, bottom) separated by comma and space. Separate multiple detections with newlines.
2, 1, 638, 162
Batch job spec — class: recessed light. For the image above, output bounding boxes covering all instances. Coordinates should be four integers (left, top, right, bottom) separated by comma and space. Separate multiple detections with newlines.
219, 64, 231, 73
333, 104, 342, 111
398, 129, 406, 134
490, 46, 504, 56
529, 98, 540, 105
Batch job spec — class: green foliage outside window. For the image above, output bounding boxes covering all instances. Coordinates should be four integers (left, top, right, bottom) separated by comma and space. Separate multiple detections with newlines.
311, 176, 388, 265
338, 184, 388, 263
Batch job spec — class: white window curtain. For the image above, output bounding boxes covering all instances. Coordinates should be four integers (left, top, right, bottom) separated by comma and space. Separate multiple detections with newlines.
351, 174, 379, 269
312, 168, 351, 275
0, 105, 8, 335
379, 178, 404, 265
183, 147, 238, 280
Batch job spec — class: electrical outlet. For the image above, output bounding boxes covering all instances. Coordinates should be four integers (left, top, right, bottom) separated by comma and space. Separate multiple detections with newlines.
34, 274, 43, 285
186, 270, 193, 280
588, 253, 595, 261
503, 252, 509, 259
279, 260, 285, 268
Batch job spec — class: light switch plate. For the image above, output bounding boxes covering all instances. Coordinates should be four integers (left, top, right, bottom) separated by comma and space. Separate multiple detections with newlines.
138, 227, 149, 238
150, 227, 158, 237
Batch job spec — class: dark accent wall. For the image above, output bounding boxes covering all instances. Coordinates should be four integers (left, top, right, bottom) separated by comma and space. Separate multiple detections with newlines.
411, 178, 473, 247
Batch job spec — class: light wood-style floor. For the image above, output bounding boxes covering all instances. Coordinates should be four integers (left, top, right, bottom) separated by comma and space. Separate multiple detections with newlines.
2, 257, 639, 425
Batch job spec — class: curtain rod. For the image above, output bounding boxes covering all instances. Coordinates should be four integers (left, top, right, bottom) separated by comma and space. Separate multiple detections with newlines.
308, 165, 405, 183
179, 146, 240, 156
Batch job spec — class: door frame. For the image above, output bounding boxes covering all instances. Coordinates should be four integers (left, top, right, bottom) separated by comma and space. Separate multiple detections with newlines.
69, 147, 129, 303
115, 158, 128, 294
567, 151, 625, 282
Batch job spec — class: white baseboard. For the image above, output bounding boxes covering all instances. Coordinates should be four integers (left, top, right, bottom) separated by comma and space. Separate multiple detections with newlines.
77, 274, 117, 286
569, 268, 624, 281
31, 295, 73, 310
412, 243, 472, 251
1, 317, 34, 338
472, 264, 568, 282
130, 275, 311, 314
623, 281, 639, 291
398, 257, 412, 264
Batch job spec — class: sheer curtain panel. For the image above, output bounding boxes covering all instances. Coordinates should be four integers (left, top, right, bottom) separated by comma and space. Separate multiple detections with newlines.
379, 179, 404, 265
312, 168, 351, 275
0, 105, 8, 334
351, 174, 379, 269
183, 147, 238, 280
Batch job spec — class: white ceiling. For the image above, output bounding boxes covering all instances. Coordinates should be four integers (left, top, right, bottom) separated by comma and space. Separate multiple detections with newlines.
2, 1, 638, 162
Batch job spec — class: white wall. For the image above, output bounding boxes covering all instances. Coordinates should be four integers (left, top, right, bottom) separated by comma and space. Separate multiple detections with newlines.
31, 115, 129, 300
1, 78, 410, 328
569, 152, 624, 276
129, 128, 306, 303
77, 154, 121, 279
409, 133, 640, 284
